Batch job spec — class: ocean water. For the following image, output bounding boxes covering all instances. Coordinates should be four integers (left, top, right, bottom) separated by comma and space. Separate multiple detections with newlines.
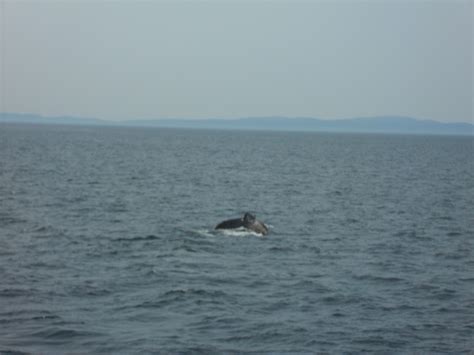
0, 123, 473, 354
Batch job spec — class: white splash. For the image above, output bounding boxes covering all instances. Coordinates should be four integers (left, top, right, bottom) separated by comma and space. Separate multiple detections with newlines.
217, 227, 265, 238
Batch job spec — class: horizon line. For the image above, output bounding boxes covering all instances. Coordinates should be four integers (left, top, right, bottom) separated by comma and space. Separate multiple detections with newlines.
1, 111, 472, 125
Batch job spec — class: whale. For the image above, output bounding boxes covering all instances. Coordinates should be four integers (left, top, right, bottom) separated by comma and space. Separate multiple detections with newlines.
215, 212, 268, 235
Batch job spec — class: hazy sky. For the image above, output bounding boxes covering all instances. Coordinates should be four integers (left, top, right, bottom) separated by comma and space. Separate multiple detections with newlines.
1, 0, 472, 122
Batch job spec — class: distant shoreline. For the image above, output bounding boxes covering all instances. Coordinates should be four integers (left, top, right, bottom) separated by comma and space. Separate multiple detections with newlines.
1, 113, 473, 136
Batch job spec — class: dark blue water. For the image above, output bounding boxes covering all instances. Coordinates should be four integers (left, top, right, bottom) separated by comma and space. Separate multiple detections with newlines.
1, 123, 473, 353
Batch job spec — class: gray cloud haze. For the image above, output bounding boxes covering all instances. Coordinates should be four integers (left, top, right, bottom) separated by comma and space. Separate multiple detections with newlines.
1, 0, 472, 122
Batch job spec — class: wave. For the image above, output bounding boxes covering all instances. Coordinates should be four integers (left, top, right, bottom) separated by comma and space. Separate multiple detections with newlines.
192, 227, 266, 238
0, 349, 34, 355
192, 229, 217, 238
113, 235, 160, 242
216, 227, 265, 238
0, 311, 61, 325
131, 288, 231, 310
162, 288, 228, 298
30, 327, 103, 341
0, 288, 38, 298
268, 246, 294, 252
352, 274, 405, 283
0, 213, 27, 226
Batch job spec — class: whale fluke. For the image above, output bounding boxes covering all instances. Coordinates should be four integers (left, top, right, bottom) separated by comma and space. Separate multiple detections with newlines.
215, 212, 268, 235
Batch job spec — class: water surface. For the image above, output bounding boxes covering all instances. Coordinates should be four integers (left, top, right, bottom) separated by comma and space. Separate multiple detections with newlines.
1, 124, 473, 353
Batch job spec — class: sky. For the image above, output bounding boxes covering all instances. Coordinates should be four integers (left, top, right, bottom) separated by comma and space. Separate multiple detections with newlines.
0, 0, 472, 123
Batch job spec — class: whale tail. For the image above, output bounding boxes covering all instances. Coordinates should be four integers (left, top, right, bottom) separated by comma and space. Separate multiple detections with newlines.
216, 212, 268, 235
243, 212, 256, 224
243, 212, 268, 235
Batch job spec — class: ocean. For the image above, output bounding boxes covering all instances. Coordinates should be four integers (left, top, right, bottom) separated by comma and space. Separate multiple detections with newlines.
0, 123, 473, 353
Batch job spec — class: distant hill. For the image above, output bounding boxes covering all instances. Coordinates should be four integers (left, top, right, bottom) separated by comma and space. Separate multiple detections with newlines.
0, 112, 106, 126
1, 112, 472, 136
